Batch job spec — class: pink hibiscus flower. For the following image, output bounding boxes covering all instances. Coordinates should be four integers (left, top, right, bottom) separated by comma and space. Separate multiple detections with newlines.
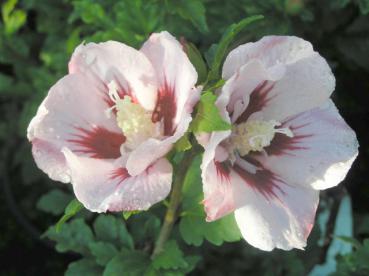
27, 32, 198, 212
200, 36, 359, 251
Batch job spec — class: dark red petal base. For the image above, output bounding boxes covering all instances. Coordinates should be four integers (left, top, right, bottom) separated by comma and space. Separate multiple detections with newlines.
152, 81, 177, 136
236, 80, 275, 123
68, 126, 125, 159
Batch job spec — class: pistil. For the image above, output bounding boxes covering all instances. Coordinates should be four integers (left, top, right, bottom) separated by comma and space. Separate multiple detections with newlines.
106, 81, 160, 150
230, 119, 293, 157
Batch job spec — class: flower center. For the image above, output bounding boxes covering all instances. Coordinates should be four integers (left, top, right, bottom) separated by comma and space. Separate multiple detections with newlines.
229, 120, 293, 156
106, 81, 159, 150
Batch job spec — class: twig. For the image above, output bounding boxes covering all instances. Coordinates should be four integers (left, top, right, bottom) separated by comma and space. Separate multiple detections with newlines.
151, 149, 197, 258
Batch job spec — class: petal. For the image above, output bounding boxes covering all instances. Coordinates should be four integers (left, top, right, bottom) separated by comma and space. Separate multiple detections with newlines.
199, 81, 233, 207
255, 100, 359, 190
122, 32, 199, 175
202, 160, 235, 221
223, 36, 315, 79
202, 154, 282, 221
221, 59, 284, 123
107, 158, 172, 212
141, 31, 198, 133
202, 157, 319, 251
258, 53, 335, 122
222, 36, 335, 122
69, 41, 158, 110
126, 112, 192, 176
27, 74, 124, 181
234, 180, 319, 251
199, 64, 236, 176
62, 148, 172, 212
31, 138, 70, 183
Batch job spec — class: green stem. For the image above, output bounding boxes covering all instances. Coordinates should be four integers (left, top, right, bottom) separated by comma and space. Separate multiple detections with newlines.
151, 149, 196, 258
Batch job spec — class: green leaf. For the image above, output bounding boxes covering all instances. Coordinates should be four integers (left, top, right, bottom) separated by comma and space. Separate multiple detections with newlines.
93, 215, 134, 250
284, 0, 305, 15
183, 255, 201, 274
1, 0, 27, 35
56, 199, 83, 232
152, 255, 201, 276
122, 210, 141, 220
66, 28, 81, 54
168, 0, 208, 33
89, 242, 119, 266
93, 215, 119, 243
36, 189, 73, 215
180, 214, 241, 246
116, 219, 135, 250
204, 43, 218, 68
130, 213, 161, 244
179, 155, 241, 246
72, 2, 107, 25
65, 258, 102, 276
183, 41, 208, 84
207, 15, 264, 82
358, 0, 369, 14
334, 239, 369, 275
174, 132, 192, 152
0, 73, 14, 93
190, 91, 231, 133
103, 250, 151, 276
4, 9, 26, 34
152, 240, 188, 270
207, 79, 226, 91
1, 0, 16, 18
336, 236, 362, 249
181, 155, 203, 213
44, 218, 94, 255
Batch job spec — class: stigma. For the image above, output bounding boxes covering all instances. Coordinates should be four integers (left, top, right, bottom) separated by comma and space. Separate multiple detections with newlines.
229, 120, 293, 156
106, 81, 160, 150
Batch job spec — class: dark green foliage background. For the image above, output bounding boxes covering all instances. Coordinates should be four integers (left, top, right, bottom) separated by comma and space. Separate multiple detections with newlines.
1, 0, 369, 275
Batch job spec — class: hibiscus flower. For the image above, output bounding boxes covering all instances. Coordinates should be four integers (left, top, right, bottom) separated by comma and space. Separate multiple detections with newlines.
27, 32, 198, 212
200, 36, 359, 251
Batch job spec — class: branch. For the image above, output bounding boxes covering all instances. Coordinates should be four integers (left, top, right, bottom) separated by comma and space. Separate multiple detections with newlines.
151, 149, 197, 257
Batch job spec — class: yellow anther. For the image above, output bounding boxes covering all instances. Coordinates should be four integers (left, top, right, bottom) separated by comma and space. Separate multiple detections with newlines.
230, 120, 293, 156
106, 81, 159, 150
116, 96, 158, 150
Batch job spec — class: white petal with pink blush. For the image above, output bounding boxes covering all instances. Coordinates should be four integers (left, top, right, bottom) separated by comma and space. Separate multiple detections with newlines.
28, 32, 199, 212
200, 36, 359, 251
